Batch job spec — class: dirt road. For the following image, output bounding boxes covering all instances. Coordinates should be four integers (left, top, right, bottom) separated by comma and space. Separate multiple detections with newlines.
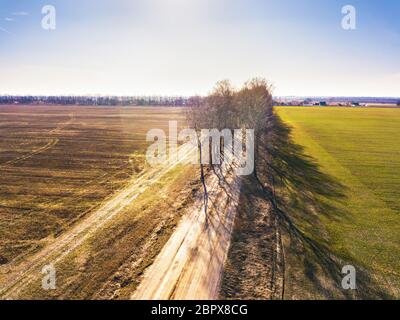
131, 167, 242, 300
0, 144, 196, 299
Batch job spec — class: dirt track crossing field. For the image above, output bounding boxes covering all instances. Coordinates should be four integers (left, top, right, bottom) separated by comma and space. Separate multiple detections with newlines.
0, 144, 196, 299
0, 105, 193, 299
0, 105, 186, 262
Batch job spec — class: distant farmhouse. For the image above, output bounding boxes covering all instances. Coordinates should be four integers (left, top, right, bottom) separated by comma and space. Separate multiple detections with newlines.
275, 96, 400, 108
312, 101, 327, 106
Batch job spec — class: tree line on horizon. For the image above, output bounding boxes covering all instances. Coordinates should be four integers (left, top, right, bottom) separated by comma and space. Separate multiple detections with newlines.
0, 95, 191, 106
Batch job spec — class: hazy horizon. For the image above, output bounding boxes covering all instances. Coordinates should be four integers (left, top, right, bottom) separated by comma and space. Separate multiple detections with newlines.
1, 94, 399, 99
1, 0, 399, 97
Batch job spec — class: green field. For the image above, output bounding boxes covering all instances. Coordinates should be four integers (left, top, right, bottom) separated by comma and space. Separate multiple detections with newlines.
276, 107, 400, 299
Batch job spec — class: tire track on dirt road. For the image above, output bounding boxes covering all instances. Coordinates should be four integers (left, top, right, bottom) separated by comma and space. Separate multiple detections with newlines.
131, 166, 242, 300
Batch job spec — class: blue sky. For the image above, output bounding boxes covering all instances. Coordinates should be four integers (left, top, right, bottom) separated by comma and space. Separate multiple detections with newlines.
0, 0, 399, 96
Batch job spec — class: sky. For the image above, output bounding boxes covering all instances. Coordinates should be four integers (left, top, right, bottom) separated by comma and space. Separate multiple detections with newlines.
0, 0, 399, 97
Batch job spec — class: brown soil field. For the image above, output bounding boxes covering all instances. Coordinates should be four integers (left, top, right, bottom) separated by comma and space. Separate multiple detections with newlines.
220, 176, 284, 300
0, 105, 187, 265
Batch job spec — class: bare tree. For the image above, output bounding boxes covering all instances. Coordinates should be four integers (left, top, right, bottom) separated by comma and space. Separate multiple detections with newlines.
207, 80, 236, 130
185, 78, 274, 216
236, 78, 274, 181
186, 97, 209, 214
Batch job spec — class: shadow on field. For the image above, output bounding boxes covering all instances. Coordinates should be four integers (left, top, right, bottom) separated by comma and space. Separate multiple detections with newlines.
255, 115, 392, 299
220, 175, 283, 300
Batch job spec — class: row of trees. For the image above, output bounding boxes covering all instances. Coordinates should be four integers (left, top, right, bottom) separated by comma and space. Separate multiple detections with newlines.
188, 78, 273, 132
186, 78, 274, 208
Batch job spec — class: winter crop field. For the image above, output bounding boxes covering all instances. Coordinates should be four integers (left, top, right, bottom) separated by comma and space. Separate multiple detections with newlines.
276, 106, 400, 299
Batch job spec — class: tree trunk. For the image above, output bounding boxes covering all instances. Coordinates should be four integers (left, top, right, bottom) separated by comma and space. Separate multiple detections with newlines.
196, 132, 208, 218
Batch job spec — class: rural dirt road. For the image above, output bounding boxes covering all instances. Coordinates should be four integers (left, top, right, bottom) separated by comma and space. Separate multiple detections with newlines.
131, 166, 242, 300
0, 144, 196, 299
